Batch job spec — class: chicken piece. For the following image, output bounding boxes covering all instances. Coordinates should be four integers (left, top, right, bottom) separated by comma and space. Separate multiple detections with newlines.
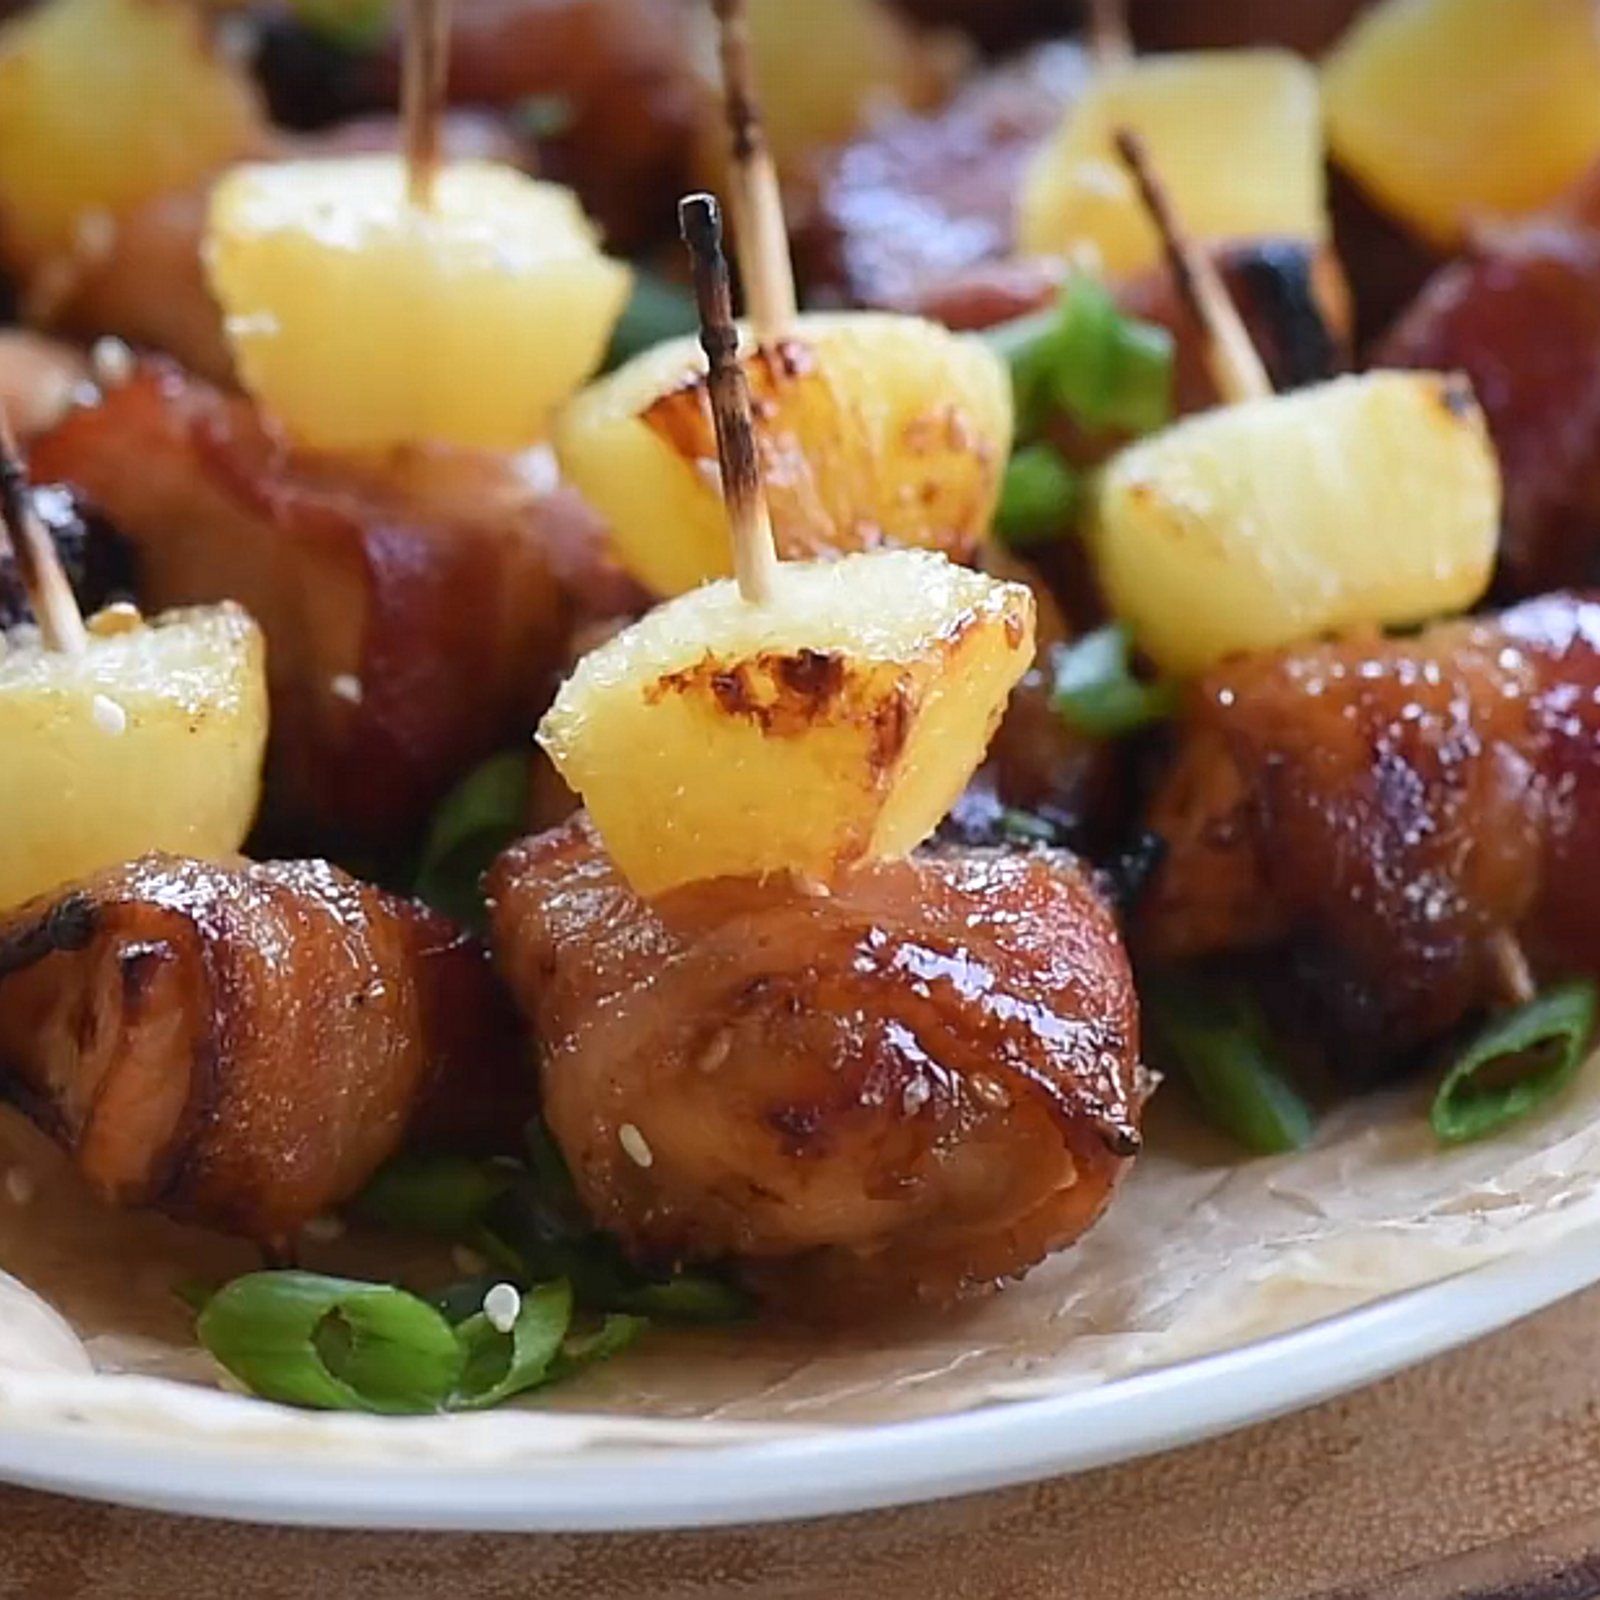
40, 111, 527, 389
1141, 594, 1600, 1058
31, 361, 589, 849
793, 42, 1090, 312
489, 814, 1142, 1318
1377, 216, 1600, 595
0, 855, 528, 1241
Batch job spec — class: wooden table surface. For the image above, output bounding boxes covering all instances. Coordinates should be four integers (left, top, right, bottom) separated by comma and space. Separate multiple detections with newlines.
4, 1284, 1600, 1600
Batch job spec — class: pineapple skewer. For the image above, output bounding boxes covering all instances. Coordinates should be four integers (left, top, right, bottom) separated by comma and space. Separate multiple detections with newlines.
205, 0, 629, 452
0, 407, 86, 655
1116, 129, 1535, 1010
1017, 0, 1326, 280
0, 418, 268, 910
681, 193, 779, 604
709, 0, 797, 343
1084, 130, 1498, 680
539, 191, 1033, 897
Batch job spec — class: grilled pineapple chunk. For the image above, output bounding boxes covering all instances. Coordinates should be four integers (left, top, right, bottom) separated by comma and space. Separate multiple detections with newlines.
554, 314, 1012, 598
0, 0, 265, 271
206, 160, 632, 452
538, 550, 1034, 896
1323, 0, 1600, 247
1017, 51, 1325, 279
1089, 372, 1499, 676
0, 604, 267, 909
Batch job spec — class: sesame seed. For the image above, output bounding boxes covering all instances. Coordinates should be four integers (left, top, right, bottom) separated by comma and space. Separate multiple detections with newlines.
482, 1282, 521, 1334
618, 1123, 654, 1168
4, 1167, 36, 1206
91, 694, 127, 736
451, 1245, 487, 1275
90, 336, 134, 388
697, 1030, 732, 1074
971, 1074, 1012, 1110
301, 1214, 345, 1243
329, 674, 364, 705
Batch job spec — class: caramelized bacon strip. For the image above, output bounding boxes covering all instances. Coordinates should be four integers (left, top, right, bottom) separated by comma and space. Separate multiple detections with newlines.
0, 855, 529, 1242
1142, 595, 1600, 1057
488, 815, 1142, 1317
31, 361, 597, 848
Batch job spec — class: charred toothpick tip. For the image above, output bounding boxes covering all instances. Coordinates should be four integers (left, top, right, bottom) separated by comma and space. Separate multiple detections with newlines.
1112, 126, 1273, 406
0, 895, 98, 983
678, 193, 780, 606
1088, 0, 1133, 66
402, 0, 453, 209
0, 405, 87, 655
708, 0, 797, 342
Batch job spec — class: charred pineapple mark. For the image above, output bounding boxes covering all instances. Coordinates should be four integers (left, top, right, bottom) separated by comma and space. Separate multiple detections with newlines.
643, 340, 819, 468
649, 648, 913, 768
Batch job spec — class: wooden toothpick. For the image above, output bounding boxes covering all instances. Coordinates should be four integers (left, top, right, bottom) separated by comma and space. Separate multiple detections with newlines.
1088, 0, 1134, 66
1488, 928, 1538, 1008
1113, 126, 1273, 405
680, 193, 780, 605
402, 0, 453, 209
0, 407, 87, 655
709, 0, 798, 345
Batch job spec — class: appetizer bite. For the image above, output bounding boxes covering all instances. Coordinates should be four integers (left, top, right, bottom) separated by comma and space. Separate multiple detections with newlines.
498, 193, 1143, 1317
0, 414, 267, 909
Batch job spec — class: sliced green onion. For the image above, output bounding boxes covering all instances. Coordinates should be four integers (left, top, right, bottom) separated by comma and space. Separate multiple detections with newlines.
351, 1154, 513, 1239
1431, 979, 1598, 1144
413, 751, 530, 930
609, 1275, 752, 1324
547, 1314, 649, 1383
1050, 624, 1177, 739
605, 272, 700, 372
451, 1280, 573, 1410
289, 0, 393, 50
992, 277, 1174, 439
996, 443, 1081, 549
197, 1273, 463, 1414
1148, 976, 1316, 1156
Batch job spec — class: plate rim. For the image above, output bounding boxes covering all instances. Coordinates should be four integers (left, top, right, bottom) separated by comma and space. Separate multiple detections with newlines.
1, 1223, 1598, 1533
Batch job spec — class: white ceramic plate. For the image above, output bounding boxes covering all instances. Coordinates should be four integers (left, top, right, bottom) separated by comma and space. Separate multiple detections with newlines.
0, 1225, 1597, 1532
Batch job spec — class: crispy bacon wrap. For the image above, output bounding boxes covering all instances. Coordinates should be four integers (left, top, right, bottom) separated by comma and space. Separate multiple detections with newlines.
0, 855, 528, 1243
488, 815, 1143, 1318
1142, 595, 1600, 1062
31, 362, 603, 849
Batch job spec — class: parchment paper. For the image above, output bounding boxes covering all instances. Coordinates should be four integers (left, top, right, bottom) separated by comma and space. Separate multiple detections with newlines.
5, 1051, 1600, 1463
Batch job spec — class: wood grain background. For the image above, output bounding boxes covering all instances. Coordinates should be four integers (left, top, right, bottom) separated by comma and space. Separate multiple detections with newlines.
4, 1284, 1600, 1600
